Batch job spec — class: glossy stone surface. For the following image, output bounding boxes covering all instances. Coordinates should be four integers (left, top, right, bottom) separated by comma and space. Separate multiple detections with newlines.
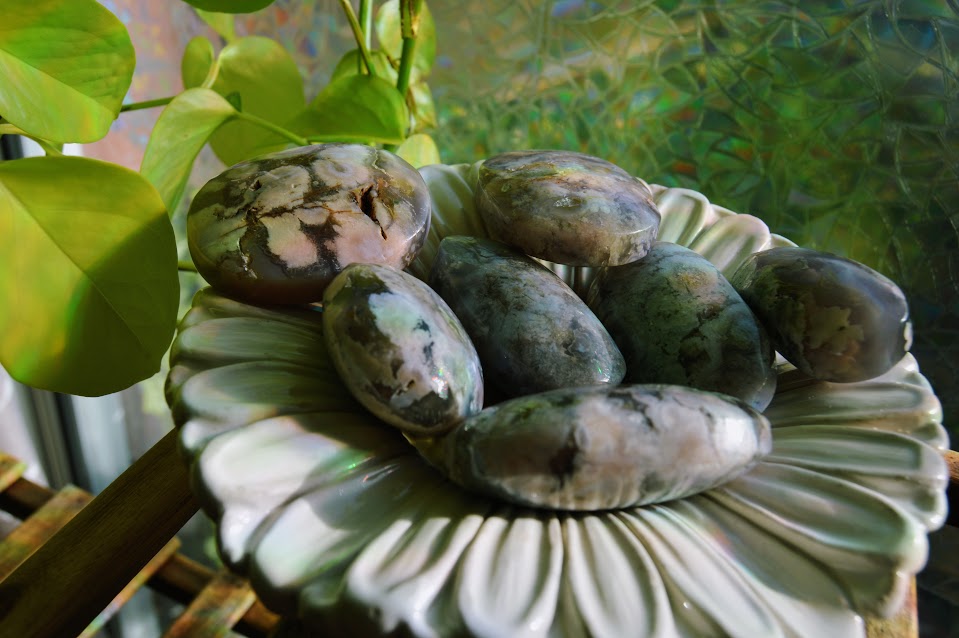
588, 242, 776, 410
188, 143, 431, 305
429, 236, 626, 399
417, 384, 772, 510
322, 263, 483, 434
474, 150, 660, 266
731, 247, 912, 383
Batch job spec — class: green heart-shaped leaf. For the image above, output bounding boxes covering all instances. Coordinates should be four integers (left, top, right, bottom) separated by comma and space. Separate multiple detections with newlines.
0, 0, 135, 143
182, 36, 217, 89
195, 9, 237, 42
0, 157, 179, 396
375, 0, 436, 76
199, 36, 306, 166
141, 88, 237, 214
181, 0, 275, 13
396, 133, 440, 168
292, 74, 408, 145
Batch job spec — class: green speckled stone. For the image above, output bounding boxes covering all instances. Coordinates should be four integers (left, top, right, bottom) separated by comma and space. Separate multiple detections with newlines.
416, 384, 771, 511
474, 150, 660, 267
322, 263, 483, 434
188, 143, 430, 305
588, 242, 776, 410
730, 247, 912, 383
429, 236, 626, 399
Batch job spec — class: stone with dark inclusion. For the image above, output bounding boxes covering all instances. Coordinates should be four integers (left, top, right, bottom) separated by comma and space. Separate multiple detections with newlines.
587, 242, 776, 410
730, 246, 912, 383
415, 384, 771, 511
474, 150, 661, 267
188, 143, 431, 305
429, 236, 626, 399
322, 263, 483, 434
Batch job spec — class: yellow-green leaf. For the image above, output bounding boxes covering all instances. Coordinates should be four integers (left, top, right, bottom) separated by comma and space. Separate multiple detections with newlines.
0, 0, 135, 143
204, 36, 306, 166
0, 157, 179, 396
182, 36, 217, 89
290, 74, 408, 145
396, 133, 440, 167
195, 9, 237, 42
141, 88, 237, 214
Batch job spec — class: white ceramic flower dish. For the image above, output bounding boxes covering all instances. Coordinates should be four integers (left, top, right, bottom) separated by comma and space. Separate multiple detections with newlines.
166, 162, 949, 638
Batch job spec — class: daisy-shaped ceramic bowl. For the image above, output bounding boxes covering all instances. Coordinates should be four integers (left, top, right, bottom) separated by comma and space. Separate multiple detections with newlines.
166, 162, 949, 638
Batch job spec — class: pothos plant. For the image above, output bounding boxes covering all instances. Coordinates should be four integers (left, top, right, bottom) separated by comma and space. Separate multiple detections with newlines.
0, 0, 438, 397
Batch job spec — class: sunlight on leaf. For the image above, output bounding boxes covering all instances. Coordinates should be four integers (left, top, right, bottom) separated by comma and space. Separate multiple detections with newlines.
182, 36, 217, 89
0, 0, 135, 143
375, 0, 436, 76
181, 0, 275, 13
141, 88, 237, 214
0, 157, 179, 396
196, 36, 306, 166
396, 133, 440, 167
289, 74, 408, 145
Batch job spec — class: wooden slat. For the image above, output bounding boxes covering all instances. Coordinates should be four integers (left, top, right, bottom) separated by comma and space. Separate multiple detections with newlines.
147, 553, 280, 638
79, 537, 182, 638
0, 430, 200, 638
946, 449, 959, 485
0, 462, 279, 637
0, 452, 26, 494
864, 578, 917, 638
0, 485, 90, 581
163, 571, 257, 638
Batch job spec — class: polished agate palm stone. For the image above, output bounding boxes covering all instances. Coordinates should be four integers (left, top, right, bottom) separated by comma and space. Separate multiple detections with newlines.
474, 150, 660, 266
429, 236, 625, 398
322, 263, 483, 435
187, 143, 431, 305
416, 384, 772, 510
731, 247, 912, 382
588, 242, 776, 410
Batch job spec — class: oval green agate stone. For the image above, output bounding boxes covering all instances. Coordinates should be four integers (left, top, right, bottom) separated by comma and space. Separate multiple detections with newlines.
474, 150, 660, 267
429, 236, 626, 399
418, 384, 771, 511
323, 263, 483, 434
731, 246, 912, 382
588, 242, 776, 410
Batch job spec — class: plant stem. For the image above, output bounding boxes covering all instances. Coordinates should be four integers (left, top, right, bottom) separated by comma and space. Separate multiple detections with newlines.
235, 110, 309, 147
120, 97, 175, 113
177, 260, 199, 273
358, 0, 373, 50
338, 0, 374, 76
395, 0, 424, 101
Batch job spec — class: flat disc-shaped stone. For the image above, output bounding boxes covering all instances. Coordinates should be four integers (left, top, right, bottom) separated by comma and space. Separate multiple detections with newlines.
429, 236, 626, 399
188, 143, 431, 304
731, 246, 912, 382
588, 242, 776, 410
474, 150, 660, 267
416, 384, 772, 511
323, 263, 483, 434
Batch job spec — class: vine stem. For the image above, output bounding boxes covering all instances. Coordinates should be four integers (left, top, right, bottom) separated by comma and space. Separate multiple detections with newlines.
235, 110, 309, 147
120, 97, 175, 112
338, 0, 375, 75
395, 0, 424, 102
177, 260, 199, 273
358, 0, 373, 50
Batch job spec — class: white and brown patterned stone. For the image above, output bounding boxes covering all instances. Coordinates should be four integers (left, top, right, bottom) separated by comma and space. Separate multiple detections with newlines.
188, 144, 430, 305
